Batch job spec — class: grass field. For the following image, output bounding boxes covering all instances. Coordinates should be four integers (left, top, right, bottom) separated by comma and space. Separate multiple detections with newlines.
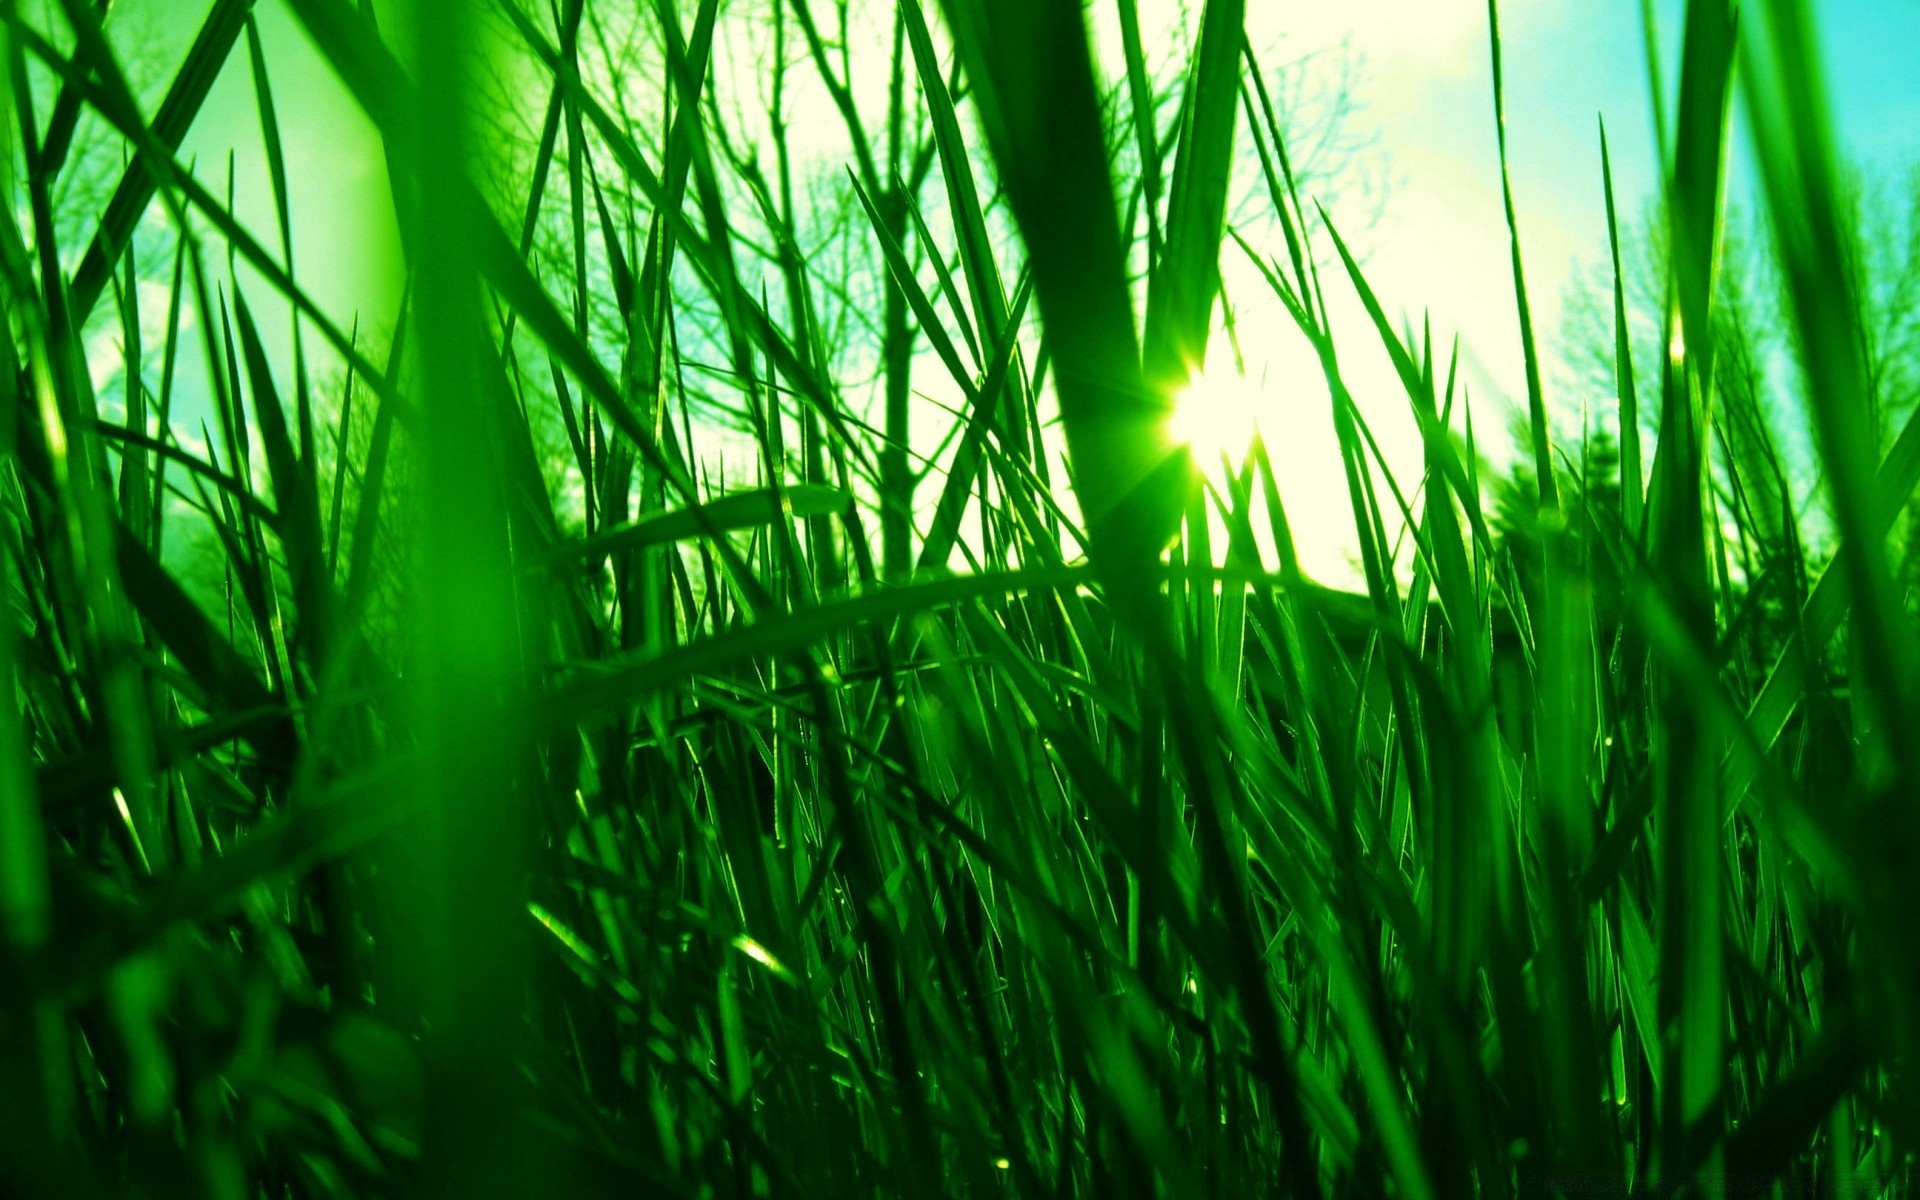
2, 0, 1918, 1196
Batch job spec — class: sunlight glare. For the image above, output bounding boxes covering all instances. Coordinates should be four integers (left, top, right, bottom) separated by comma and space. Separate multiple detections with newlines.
1167, 362, 1269, 474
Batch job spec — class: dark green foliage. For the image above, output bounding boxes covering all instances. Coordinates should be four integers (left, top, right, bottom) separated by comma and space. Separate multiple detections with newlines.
1, 1, 1917, 1197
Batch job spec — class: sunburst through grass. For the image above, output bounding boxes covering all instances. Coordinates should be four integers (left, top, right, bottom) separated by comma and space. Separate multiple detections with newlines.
1166, 360, 1269, 477
1, 0, 1914, 1197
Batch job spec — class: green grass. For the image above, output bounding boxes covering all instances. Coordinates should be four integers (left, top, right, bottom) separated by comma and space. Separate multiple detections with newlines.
1, 0, 1917, 1196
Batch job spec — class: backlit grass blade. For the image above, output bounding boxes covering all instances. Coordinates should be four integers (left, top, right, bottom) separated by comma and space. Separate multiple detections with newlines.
1113, 0, 1165, 275
935, 0, 1181, 576
545, 567, 1089, 730
5, 14, 404, 410
919, 274, 1036, 572
233, 290, 331, 668
1645, 2, 1736, 1188
1731, 395, 1920, 806
64, 0, 250, 323
5, 8, 168, 871
540, 484, 849, 569
1486, 0, 1558, 512
384, 2, 547, 1193
849, 170, 973, 395
1142, 0, 1244, 388
1601, 117, 1645, 540
1744, 0, 1920, 1109
0, 234, 77, 1200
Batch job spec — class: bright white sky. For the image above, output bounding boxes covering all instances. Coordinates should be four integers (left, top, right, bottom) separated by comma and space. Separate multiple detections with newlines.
80, 0, 1920, 585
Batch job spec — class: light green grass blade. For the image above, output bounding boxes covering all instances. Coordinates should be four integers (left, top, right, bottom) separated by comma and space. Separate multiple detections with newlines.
935, 0, 1181, 576
1142, 0, 1244, 388
1486, 0, 1558, 512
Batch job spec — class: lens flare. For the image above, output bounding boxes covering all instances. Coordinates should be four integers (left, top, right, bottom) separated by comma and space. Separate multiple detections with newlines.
1167, 363, 1267, 473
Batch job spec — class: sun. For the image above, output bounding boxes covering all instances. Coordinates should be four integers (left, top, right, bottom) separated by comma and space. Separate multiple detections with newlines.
1167, 361, 1269, 475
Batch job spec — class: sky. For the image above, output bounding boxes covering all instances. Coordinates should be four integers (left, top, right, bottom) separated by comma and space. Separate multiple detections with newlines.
64, 0, 1920, 585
